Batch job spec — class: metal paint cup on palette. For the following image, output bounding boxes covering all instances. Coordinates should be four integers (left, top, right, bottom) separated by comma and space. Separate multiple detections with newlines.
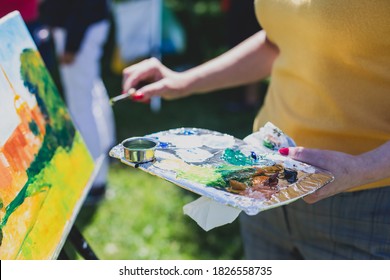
121, 137, 158, 163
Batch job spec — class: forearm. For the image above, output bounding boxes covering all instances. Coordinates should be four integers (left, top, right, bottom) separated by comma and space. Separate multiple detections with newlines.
183, 30, 279, 94
358, 140, 390, 185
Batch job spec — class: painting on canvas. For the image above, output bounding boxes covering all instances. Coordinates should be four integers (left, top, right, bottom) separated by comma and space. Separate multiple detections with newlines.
0, 12, 95, 259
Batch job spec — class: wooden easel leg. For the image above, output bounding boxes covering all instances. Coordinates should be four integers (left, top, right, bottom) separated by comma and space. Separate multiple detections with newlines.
59, 226, 99, 260
57, 249, 70, 260
68, 226, 99, 260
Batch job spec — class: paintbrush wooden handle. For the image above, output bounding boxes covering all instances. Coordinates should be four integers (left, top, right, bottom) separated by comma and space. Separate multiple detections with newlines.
110, 88, 136, 105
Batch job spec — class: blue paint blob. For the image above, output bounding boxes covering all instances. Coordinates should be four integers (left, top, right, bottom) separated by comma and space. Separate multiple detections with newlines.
250, 151, 258, 161
177, 128, 196, 135
158, 141, 169, 148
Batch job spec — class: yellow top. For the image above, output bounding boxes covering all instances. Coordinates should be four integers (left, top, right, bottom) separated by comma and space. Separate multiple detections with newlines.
253, 0, 390, 191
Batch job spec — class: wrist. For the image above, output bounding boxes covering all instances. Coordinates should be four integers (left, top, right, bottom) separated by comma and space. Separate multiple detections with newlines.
356, 152, 384, 186
351, 154, 371, 186
179, 70, 200, 96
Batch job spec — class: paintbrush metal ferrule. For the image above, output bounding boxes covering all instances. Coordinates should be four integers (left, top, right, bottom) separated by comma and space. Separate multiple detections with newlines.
110, 88, 136, 105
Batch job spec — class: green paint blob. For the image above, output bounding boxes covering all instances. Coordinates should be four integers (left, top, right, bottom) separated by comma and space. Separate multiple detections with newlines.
0, 186, 27, 228
216, 165, 257, 183
28, 120, 40, 136
176, 165, 224, 187
263, 139, 275, 150
222, 148, 255, 166
175, 163, 258, 190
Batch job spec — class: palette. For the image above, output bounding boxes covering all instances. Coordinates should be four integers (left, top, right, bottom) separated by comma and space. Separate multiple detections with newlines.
109, 126, 334, 215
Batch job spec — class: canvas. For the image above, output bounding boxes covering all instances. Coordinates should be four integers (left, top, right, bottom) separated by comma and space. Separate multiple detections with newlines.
0, 12, 95, 259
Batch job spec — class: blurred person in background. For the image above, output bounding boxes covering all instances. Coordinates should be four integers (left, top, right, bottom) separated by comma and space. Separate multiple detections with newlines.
121, 0, 390, 259
40, 0, 116, 205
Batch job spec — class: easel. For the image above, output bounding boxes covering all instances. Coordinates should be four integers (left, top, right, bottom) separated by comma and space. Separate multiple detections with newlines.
58, 226, 99, 260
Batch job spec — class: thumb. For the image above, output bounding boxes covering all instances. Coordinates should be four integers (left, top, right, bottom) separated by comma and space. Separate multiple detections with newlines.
282, 147, 333, 204
281, 147, 328, 169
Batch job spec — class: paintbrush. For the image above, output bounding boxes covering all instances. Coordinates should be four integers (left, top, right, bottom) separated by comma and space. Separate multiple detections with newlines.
109, 88, 136, 106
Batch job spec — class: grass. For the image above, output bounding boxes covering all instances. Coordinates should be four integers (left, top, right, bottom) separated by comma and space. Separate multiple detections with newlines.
63, 0, 267, 260
74, 165, 244, 260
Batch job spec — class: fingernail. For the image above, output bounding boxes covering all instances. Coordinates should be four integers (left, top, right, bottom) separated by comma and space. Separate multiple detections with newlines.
132, 93, 144, 101
279, 147, 289, 156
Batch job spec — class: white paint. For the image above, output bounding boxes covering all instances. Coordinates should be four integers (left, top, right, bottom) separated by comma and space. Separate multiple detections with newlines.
201, 134, 235, 149
175, 148, 214, 163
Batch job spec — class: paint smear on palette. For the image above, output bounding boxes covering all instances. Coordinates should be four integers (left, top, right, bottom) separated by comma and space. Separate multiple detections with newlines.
175, 148, 214, 163
154, 158, 258, 189
157, 134, 203, 148
155, 150, 180, 160
154, 158, 222, 186
175, 128, 196, 135
201, 134, 235, 149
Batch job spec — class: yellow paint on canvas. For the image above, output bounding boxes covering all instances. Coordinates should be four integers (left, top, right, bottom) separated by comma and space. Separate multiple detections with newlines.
0, 191, 47, 259
17, 133, 94, 259
0, 133, 94, 259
